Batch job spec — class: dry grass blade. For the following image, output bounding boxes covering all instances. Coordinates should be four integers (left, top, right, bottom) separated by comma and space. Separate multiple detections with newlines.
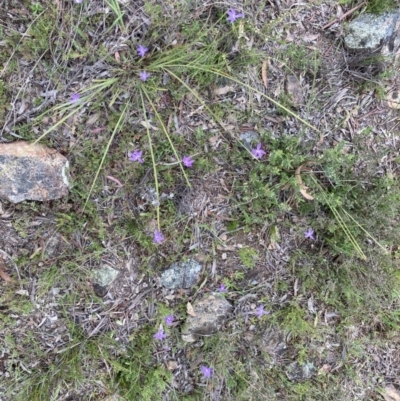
262, 60, 268, 89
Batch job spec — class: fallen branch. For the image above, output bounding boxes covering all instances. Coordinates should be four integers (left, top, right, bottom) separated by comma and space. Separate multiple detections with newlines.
322, 1, 366, 30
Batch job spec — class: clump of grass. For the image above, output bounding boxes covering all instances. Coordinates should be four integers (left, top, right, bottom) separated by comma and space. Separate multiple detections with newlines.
110, 325, 172, 400
365, 0, 397, 13
31, 4, 319, 244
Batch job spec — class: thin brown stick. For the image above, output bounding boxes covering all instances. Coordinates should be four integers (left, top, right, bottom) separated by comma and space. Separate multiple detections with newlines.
322, 1, 366, 30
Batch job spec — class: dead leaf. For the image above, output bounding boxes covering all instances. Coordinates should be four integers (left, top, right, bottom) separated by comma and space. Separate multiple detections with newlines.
302, 33, 320, 43
208, 135, 221, 150
295, 163, 316, 201
106, 176, 124, 187
140, 121, 159, 130
382, 387, 400, 401
299, 188, 314, 200
90, 127, 106, 134
386, 89, 400, 109
0, 256, 12, 282
86, 113, 101, 126
186, 302, 196, 317
115, 51, 120, 63
262, 60, 268, 89
213, 86, 236, 96
317, 364, 331, 375
15, 289, 29, 296
167, 360, 179, 371
216, 245, 236, 251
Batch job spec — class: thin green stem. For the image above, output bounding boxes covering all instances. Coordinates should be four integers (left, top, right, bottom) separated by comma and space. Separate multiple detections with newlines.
139, 89, 161, 229
164, 68, 254, 158
309, 175, 367, 260
165, 64, 320, 133
341, 208, 388, 254
141, 85, 191, 188
34, 78, 119, 143
83, 102, 129, 211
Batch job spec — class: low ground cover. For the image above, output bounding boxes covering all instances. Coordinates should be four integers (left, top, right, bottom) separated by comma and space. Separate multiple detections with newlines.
1, 0, 400, 400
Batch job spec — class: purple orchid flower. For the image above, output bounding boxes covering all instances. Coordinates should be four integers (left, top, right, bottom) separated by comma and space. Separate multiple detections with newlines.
304, 228, 316, 240
70, 92, 80, 102
140, 71, 151, 81
227, 8, 244, 24
256, 305, 269, 318
128, 149, 144, 164
200, 365, 213, 378
251, 143, 266, 159
182, 155, 194, 167
137, 45, 149, 57
218, 284, 227, 292
153, 230, 164, 244
153, 327, 167, 341
164, 315, 174, 326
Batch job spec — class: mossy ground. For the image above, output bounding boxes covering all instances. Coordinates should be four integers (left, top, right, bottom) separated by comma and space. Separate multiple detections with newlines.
1, 0, 400, 400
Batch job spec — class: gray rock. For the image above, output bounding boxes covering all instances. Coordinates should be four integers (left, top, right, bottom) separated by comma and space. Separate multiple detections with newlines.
45, 234, 61, 257
181, 293, 233, 343
92, 265, 119, 297
160, 258, 203, 289
344, 12, 400, 55
284, 75, 304, 108
260, 325, 288, 366
285, 361, 316, 381
0, 141, 70, 203
239, 131, 260, 151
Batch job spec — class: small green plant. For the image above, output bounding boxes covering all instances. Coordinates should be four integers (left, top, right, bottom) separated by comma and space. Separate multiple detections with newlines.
30, 3, 44, 15
365, 0, 397, 13
112, 326, 172, 400
238, 247, 258, 268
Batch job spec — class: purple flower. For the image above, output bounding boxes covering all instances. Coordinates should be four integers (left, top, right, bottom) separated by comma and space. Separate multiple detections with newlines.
137, 45, 149, 57
70, 92, 80, 102
304, 228, 316, 240
227, 8, 244, 24
153, 327, 167, 341
128, 149, 144, 164
153, 230, 164, 244
164, 315, 174, 326
74, 0, 83, 3
140, 71, 151, 82
218, 284, 227, 292
200, 365, 213, 378
251, 143, 266, 159
256, 305, 269, 318
182, 155, 194, 168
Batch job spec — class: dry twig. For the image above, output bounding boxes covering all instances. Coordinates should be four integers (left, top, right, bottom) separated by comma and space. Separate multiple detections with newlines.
322, 1, 366, 30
